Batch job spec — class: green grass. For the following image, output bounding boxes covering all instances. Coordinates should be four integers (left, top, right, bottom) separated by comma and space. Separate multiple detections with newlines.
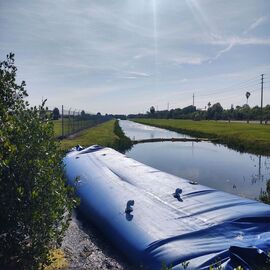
133, 119, 270, 155
59, 120, 131, 151
53, 119, 65, 137
53, 119, 95, 138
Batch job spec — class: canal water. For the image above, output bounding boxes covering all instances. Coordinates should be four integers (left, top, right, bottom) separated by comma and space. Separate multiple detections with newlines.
120, 120, 270, 200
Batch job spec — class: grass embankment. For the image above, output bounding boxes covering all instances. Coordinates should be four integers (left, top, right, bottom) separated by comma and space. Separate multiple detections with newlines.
133, 119, 270, 155
53, 119, 67, 137
53, 119, 95, 138
59, 120, 132, 152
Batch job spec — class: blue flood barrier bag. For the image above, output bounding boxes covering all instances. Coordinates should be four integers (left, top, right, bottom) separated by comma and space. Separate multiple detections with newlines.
64, 145, 270, 269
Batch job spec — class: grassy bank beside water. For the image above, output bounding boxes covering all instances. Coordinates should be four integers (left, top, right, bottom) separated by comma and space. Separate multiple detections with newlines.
133, 119, 270, 156
59, 120, 132, 152
53, 119, 270, 269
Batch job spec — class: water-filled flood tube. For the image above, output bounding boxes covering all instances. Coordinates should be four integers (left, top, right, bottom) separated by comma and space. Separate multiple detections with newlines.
64, 145, 270, 270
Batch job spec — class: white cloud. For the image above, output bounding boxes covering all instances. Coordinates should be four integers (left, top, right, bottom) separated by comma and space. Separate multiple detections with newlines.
1, 0, 270, 113
117, 71, 151, 80
174, 56, 205, 65
127, 71, 151, 77
243, 16, 268, 34
212, 43, 234, 61
202, 15, 270, 61
121, 76, 137, 80
211, 36, 270, 46
133, 54, 143, 59
209, 35, 270, 61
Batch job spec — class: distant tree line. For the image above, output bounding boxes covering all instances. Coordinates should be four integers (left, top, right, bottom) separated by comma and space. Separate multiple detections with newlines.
128, 103, 270, 123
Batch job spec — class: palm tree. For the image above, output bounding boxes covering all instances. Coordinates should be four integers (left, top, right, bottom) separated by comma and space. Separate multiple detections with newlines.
246, 91, 251, 104
245, 92, 251, 123
150, 106, 155, 114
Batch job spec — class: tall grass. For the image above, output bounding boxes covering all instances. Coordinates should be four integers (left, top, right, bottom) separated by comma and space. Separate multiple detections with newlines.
133, 119, 270, 155
59, 120, 132, 152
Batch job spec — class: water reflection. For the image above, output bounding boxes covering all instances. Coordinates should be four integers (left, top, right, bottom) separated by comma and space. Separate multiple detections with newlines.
119, 120, 190, 140
120, 120, 270, 200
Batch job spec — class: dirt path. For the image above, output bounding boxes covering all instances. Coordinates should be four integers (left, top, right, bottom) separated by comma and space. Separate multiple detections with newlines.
62, 211, 136, 270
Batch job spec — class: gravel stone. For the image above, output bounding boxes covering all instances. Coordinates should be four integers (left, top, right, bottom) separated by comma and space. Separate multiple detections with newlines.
61, 211, 136, 270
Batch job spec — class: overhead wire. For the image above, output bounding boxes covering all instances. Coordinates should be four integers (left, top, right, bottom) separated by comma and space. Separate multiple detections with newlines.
196, 76, 259, 98
198, 82, 260, 98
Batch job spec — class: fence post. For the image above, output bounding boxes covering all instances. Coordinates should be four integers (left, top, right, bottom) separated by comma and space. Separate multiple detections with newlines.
61, 105, 64, 137
80, 111, 82, 130
68, 108, 71, 136
73, 110, 75, 133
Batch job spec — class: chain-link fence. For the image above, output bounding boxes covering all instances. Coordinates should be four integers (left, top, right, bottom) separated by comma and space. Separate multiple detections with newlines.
49, 106, 112, 139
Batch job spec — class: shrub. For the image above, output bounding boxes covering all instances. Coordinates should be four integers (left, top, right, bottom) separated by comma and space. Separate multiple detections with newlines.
0, 53, 75, 269
113, 120, 132, 152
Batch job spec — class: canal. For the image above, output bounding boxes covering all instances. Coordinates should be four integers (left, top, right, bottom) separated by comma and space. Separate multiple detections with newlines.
120, 120, 270, 200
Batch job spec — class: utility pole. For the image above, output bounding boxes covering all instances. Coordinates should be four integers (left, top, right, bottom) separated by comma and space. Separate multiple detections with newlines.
167, 102, 169, 111
260, 74, 264, 124
192, 93, 195, 107
73, 110, 76, 132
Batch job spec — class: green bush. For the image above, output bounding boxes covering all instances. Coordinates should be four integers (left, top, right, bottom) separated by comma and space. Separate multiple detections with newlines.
0, 53, 75, 269
113, 120, 133, 152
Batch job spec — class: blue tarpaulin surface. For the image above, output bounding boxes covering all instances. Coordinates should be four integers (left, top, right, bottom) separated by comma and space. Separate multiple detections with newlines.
64, 145, 270, 270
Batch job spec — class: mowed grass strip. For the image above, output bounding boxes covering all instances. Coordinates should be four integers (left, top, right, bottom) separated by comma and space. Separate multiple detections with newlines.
53, 119, 65, 137
134, 119, 270, 155
59, 120, 119, 151
53, 119, 96, 138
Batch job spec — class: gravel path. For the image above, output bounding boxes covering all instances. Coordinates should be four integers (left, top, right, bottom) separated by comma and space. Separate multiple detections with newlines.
62, 211, 136, 270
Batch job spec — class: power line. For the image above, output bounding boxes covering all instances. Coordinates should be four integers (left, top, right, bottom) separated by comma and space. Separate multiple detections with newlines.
205, 93, 243, 102
172, 74, 267, 109
198, 82, 260, 98
197, 77, 259, 98
250, 88, 261, 93
200, 77, 264, 104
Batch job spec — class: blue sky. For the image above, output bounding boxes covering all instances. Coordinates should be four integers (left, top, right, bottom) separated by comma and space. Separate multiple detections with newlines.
0, 0, 270, 114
